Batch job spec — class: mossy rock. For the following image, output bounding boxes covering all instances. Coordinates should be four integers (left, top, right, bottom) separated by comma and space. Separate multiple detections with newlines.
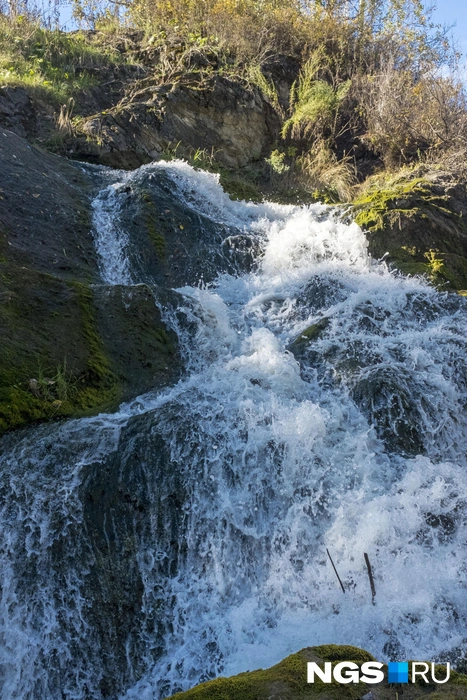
288, 317, 331, 354
0, 262, 115, 433
166, 646, 372, 700
165, 645, 467, 700
0, 262, 180, 434
350, 168, 467, 290
116, 173, 259, 289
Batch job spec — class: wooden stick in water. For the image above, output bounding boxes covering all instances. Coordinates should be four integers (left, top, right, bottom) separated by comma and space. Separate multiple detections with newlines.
364, 552, 376, 605
326, 548, 345, 594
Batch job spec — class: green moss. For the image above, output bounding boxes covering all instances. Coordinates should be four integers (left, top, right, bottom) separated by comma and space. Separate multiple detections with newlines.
311, 645, 375, 663
0, 382, 50, 433
353, 176, 435, 232
166, 647, 365, 700
217, 167, 262, 202
149, 221, 167, 260
352, 170, 467, 239
0, 264, 121, 435
386, 247, 467, 289
71, 281, 121, 410
165, 646, 467, 700
139, 192, 168, 258
350, 170, 467, 290
289, 317, 330, 351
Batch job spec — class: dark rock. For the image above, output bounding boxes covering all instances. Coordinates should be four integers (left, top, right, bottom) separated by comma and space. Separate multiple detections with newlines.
71, 75, 281, 170
79, 407, 189, 695
288, 317, 331, 354
261, 53, 301, 112
92, 283, 180, 398
114, 171, 260, 287
351, 169, 467, 290
0, 266, 180, 433
0, 128, 98, 282
0, 86, 40, 139
160, 76, 281, 168
0, 130, 181, 434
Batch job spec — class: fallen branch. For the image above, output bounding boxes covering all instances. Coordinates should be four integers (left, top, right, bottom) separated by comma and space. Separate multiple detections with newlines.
326, 548, 345, 594
364, 552, 376, 605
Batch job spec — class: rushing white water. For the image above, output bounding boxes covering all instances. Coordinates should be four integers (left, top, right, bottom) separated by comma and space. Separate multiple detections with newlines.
91, 175, 134, 285
2, 160, 467, 699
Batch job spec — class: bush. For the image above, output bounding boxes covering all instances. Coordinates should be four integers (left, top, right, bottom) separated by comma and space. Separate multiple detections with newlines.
282, 49, 351, 141
354, 60, 467, 166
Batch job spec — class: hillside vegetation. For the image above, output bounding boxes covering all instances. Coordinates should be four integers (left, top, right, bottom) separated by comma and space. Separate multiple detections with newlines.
1, 0, 466, 198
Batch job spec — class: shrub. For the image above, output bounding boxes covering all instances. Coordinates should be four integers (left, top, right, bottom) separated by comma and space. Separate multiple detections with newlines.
281, 50, 351, 141
354, 60, 467, 166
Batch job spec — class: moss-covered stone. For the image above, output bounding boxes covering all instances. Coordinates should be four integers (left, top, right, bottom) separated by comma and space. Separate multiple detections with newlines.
288, 317, 331, 353
351, 169, 467, 290
0, 130, 183, 435
92, 283, 181, 398
0, 263, 114, 433
165, 645, 467, 700
0, 261, 180, 435
120, 173, 259, 289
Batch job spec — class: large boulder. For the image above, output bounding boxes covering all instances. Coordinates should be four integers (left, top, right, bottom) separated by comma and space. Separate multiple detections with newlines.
0, 128, 98, 281
166, 644, 467, 699
0, 130, 180, 434
351, 168, 467, 290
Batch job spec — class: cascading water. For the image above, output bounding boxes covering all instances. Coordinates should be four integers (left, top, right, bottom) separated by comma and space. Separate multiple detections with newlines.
2, 160, 467, 699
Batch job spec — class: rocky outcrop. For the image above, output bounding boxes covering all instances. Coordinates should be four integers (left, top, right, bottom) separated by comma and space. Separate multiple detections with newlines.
0, 129, 180, 434
64, 75, 281, 170
113, 169, 259, 288
0, 86, 44, 140
351, 168, 467, 291
0, 123, 264, 435
166, 644, 467, 699
0, 128, 97, 280
80, 409, 186, 696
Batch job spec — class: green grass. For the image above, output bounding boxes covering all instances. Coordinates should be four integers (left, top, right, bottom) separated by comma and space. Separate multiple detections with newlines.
0, 16, 122, 103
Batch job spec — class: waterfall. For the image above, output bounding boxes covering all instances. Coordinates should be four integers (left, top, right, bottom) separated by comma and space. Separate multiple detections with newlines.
1, 160, 467, 699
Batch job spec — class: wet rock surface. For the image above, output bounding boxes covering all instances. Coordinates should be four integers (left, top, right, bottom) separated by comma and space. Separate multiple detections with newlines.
351, 170, 467, 290
114, 171, 259, 288
0, 128, 98, 282
0, 129, 181, 433
80, 411, 186, 697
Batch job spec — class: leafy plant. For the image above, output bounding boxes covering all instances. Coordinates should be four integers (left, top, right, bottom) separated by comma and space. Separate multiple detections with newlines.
282, 52, 351, 140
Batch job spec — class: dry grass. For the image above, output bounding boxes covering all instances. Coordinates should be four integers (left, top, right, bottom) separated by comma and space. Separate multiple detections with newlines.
297, 140, 357, 203
353, 60, 467, 166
